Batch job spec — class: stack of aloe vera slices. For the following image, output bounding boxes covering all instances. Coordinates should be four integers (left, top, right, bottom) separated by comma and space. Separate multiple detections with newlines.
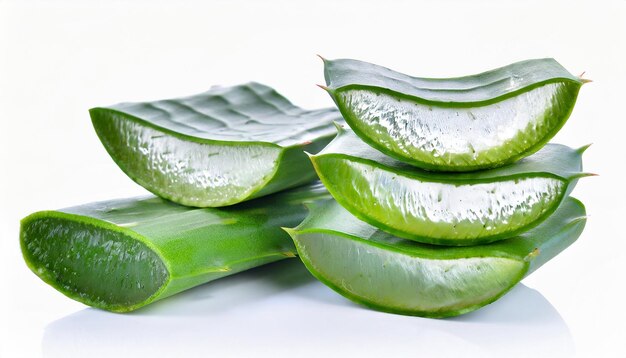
21, 83, 339, 312
287, 58, 591, 317
20, 59, 591, 318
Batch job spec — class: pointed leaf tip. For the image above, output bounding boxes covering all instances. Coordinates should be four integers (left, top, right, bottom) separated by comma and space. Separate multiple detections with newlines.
524, 247, 541, 262
316, 84, 330, 92
571, 172, 599, 180
281, 227, 297, 237
578, 72, 592, 84
577, 143, 593, 154
333, 121, 346, 133
304, 150, 322, 162
316, 54, 327, 62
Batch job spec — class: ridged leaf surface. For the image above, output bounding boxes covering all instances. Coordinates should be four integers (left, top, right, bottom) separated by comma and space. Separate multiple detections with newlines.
90, 82, 342, 207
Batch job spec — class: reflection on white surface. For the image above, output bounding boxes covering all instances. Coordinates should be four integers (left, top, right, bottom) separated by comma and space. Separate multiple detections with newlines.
42, 260, 574, 358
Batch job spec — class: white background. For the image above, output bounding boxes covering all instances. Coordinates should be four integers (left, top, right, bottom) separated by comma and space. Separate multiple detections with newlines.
1, 0, 625, 357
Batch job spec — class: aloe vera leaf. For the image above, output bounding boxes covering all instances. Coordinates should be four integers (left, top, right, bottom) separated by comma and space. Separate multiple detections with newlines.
310, 126, 591, 245
322, 58, 585, 171
285, 197, 586, 318
90, 82, 341, 207
20, 183, 329, 313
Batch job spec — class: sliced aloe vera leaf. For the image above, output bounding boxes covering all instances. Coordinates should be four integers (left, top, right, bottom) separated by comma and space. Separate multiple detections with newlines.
311, 126, 591, 245
20, 183, 329, 312
90, 82, 341, 207
286, 197, 586, 318
323, 58, 585, 171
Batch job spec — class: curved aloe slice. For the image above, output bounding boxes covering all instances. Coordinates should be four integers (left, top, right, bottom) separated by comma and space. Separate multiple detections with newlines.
90, 82, 341, 207
322, 58, 586, 171
20, 183, 329, 312
310, 126, 590, 245
286, 197, 586, 318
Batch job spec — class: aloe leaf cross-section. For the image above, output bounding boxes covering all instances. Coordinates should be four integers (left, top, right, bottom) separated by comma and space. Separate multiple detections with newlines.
90, 82, 342, 207
20, 183, 329, 312
322, 57, 586, 171
310, 126, 591, 245
285, 197, 586, 318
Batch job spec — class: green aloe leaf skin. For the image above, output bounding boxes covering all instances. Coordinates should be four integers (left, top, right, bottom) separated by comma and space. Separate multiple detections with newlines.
322, 58, 586, 171
311, 126, 591, 245
285, 197, 586, 318
90, 82, 342, 207
21, 183, 330, 313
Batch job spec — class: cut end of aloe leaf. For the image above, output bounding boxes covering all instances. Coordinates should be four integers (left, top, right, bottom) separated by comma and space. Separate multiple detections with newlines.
288, 198, 586, 318
311, 128, 586, 245
91, 109, 283, 207
90, 82, 341, 207
324, 58, 584, 171
293, 231, 526, 317
21, 183, 331, 313
314, 156, 566, 245
20, 213, 168, 312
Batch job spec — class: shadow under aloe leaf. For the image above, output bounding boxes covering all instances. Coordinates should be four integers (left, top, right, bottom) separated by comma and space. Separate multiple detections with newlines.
43, 262, 574, 358
133, 259, 315, 316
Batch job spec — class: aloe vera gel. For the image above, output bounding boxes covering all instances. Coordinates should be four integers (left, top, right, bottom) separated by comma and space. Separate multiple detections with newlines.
21, 56, 590, 318
21, 183, 329, 312
323, 58, 585, 171
287, 57, 592, 317
91, 83, 341, 207
311, 127, 590, 245
287, 197, 586, 317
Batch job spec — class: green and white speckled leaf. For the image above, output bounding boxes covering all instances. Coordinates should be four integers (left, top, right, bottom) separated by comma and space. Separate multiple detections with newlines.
21, 182, 330, 312
311, 126, 591, 245
285, 197, 586, 318
322, 58, 585, 171
90, 82, 342, 207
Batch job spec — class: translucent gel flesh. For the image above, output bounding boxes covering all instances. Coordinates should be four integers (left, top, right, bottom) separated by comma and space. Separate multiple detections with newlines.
21, 217, 168, 309
99, 114, 282, 207
337, 83, 567, 167
323, 158, 564, 240
296, 232, 524, 314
